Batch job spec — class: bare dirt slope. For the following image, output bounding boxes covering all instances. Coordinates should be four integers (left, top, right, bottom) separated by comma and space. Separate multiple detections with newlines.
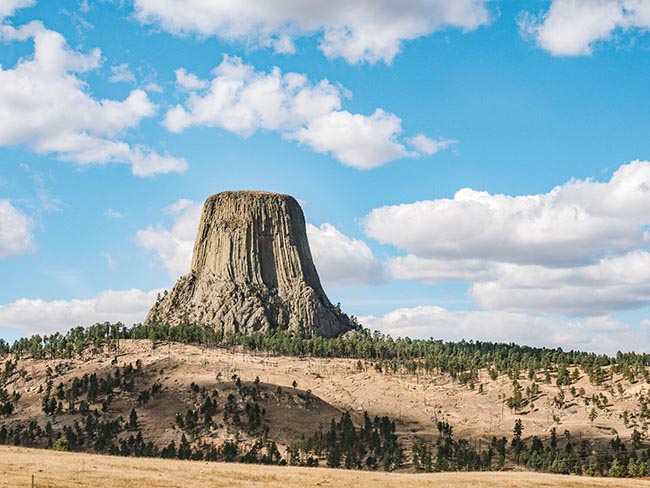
1, 446, 647, 488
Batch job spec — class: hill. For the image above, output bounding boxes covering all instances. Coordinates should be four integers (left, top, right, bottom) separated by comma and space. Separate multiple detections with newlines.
2, 324, 650, 479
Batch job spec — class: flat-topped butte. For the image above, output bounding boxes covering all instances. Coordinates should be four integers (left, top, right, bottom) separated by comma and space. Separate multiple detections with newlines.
146, 191, 352, 337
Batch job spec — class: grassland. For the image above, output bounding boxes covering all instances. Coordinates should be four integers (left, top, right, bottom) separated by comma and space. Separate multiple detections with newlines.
6, 340, 647, 447
3, 340, 650, 479
1, 445, 648, 488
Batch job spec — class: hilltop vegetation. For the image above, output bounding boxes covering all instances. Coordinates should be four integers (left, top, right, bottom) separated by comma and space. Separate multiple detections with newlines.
1, 322, 650, 479
6, 320, 649, 378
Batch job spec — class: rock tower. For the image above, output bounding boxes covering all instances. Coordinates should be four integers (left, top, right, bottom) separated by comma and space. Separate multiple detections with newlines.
146, 191, 352, 338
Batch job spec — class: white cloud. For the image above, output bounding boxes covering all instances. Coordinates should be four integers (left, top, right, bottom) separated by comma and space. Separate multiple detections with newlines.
388, 252, 650, 316
129, 146, 189, 177
164, 56, 444, 169
365, 160, 650, 267
18, 162, 64, 212
389, 255, 496, 283
37, 188, 63, 212
366, 161, 650, 316
109, 63, 136, 84
471, 251, 650, 316
291, 110, 411, 169
134, 0, 490, 64
0, 200, 34, 257
306, 223, 385, 286
0, 21, 187, 176
145, 82, 163, 93
136, 198, 385, 286
0, 0, 34, 20
175, 67, 208, 91
360, 306, 650, 355
163, 58, 342, 135
408, 134, 455, 155
0, 288, 162, 335
519, 0, 650, 56
136, 199, 202, 279
105, 208, 123, 218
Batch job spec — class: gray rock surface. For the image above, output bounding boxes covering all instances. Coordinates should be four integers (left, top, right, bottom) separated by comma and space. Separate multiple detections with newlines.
146, 191, 352, 337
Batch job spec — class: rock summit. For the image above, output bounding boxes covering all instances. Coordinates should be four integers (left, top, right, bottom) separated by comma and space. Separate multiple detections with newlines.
146, 191, 352, 337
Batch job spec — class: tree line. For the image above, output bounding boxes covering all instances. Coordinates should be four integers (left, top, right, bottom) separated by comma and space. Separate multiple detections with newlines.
3, 321, 650, 387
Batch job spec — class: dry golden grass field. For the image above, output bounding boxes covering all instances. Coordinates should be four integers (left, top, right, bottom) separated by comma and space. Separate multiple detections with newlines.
1, 445, 648, 488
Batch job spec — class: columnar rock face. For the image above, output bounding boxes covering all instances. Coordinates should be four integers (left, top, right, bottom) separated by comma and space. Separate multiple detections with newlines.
146, 191, 352, 338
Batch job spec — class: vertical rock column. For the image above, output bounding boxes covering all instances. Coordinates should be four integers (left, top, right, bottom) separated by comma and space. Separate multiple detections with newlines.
146, 191, 352, 338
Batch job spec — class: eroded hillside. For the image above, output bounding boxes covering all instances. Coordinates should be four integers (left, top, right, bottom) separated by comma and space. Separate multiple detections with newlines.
2, 337, 650, 476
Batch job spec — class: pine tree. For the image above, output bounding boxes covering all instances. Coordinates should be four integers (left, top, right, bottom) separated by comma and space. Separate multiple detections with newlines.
178, 433, 192, 460
128, 408, 138, 429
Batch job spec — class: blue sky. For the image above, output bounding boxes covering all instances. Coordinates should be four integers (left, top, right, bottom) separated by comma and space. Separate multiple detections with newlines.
1, 0, 649, 354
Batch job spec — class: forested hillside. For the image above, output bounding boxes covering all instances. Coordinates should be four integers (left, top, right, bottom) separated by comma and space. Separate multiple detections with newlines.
1, 322, 650, 478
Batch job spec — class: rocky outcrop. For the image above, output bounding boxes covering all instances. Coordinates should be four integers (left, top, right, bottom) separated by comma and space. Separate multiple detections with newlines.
146, 191, 352, 338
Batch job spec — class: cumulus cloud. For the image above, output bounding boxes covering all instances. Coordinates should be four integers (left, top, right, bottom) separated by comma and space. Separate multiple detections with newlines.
163, 57, 343, 135
164, 56, 446, 169
0, 288, 162, 336
306, 223, 385, 286
365, 160, 650, 267
471, 251, 650, 316
137, 198, 385, 286
134, 0, 490, 64
360, 306, 650, 355
0, 21, 187, 176
292, 110, 415, 169
519, 0, 650, 56
0, 0, 34, 20
0, 200, 34, 257
366, 161, 650, 316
